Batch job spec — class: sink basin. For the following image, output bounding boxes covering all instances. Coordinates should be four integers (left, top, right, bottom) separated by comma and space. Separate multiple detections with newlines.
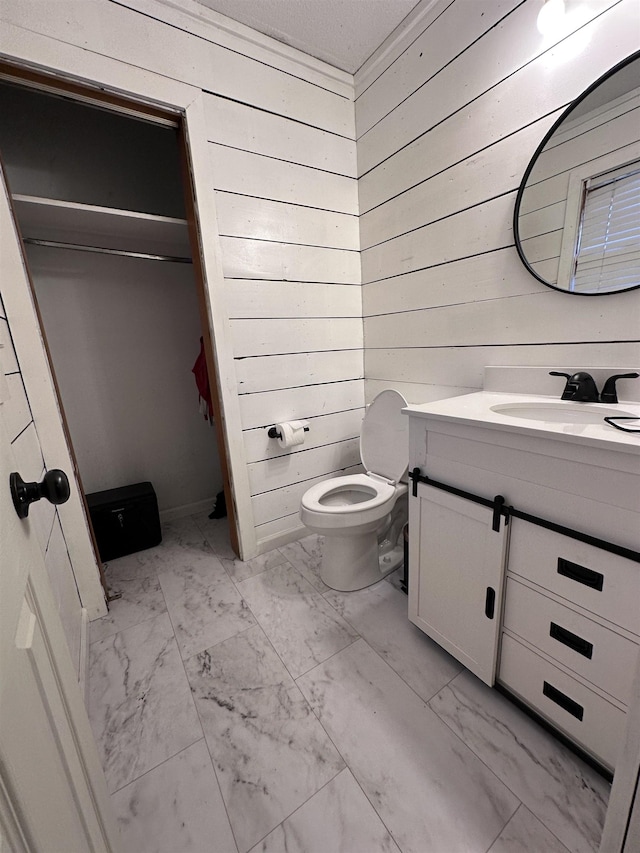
490, 401, 635, 424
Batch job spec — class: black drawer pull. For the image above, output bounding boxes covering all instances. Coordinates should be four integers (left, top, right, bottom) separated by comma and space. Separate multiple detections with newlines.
485, 587, 496, 619
557, 557, 604, 591
549, 622, 593, 659
543, 681, 584, 721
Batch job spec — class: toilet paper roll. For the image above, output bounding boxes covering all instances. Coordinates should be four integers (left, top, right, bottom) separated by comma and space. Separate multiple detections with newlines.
276, 420, 309, 448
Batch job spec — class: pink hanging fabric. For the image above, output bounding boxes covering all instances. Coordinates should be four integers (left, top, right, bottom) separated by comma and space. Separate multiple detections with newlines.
192, 337, 213, 423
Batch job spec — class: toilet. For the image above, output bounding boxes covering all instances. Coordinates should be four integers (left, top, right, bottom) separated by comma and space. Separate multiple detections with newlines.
300, 389, 409, 591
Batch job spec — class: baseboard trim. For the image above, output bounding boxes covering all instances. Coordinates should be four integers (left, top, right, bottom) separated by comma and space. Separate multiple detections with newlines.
159, 496, 217, 523
256, 523, 308, 555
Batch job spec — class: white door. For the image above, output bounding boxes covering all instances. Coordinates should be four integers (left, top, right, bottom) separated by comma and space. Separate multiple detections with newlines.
0, 344, 120, 850
408, 482, 509, 685
0, 165, 108, 623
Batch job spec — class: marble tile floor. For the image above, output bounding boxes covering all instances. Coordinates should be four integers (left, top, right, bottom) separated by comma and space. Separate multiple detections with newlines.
88, 515, 611, 853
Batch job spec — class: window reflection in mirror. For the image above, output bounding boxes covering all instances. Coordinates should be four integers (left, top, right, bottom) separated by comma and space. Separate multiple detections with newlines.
514, 52, 640, 295
570, 162, 640, 293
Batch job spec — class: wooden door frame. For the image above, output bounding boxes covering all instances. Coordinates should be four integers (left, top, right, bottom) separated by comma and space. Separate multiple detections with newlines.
177, 120, 240, 557
0, 58, 253, 586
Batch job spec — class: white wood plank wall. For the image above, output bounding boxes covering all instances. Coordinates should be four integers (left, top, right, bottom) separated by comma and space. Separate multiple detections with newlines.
0, 0, 364, 555
9, 0, 639, 557
0, 291, 82, 675
357, 0, 640, 406
205, 70, 363, 549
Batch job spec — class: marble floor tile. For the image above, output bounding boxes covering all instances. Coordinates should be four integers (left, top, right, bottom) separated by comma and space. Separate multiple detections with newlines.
145, 516, 217, 572
158, 558, 255, 660
90, 526, 612, 853
90, 574, 167, 645
248, 768, 400, 853
111, 740, 237, 853
102, 516, 212, 583
237, 563, 358, 678
324, 579, 462, 702
220, 548, 288, 584
185, 625, 345, 853
103, 551, 159, 583
429, 670, 610, 853
277, 535, 328, 592
162, 515, 208, 543
297, 639, 519, 853
89, 612, 202, 793
488, 805, 570, 853
384, 566, 406, 592
192, 513, 236, 560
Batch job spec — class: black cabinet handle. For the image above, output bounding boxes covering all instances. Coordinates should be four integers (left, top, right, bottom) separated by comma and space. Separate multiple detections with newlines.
492, 495, 505, 532
543, 681, 584, 721
549, 622, 593, 659
485, 587, 496, 619
557, 557, 604, 591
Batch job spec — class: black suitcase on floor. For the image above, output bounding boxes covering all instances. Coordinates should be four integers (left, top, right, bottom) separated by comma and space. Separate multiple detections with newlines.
86, 482, 162, 562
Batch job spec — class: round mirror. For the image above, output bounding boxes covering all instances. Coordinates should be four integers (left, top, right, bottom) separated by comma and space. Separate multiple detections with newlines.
514, 51, 640, 295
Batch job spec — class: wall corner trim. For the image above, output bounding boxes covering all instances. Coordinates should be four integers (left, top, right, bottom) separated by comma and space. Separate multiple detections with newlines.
354, 0, 449, 100
117, 0, 355, 99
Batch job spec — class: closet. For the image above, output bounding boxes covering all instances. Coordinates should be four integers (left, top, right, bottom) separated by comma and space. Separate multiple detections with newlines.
0, 78, 226, 572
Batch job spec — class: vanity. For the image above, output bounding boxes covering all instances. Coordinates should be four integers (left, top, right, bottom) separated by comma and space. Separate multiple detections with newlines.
404, 367, 640, 774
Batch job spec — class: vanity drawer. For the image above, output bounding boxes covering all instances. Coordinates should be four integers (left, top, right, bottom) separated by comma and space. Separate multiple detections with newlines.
503, 578, 638, 705
499, 633, 626, 771
507, 521, 640, 635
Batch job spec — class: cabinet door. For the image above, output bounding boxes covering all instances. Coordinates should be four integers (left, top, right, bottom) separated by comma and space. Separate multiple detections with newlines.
408, 483, 508, 685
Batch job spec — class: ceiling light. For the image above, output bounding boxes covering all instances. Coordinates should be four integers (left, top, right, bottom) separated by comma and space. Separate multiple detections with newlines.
537, 0, 566, 36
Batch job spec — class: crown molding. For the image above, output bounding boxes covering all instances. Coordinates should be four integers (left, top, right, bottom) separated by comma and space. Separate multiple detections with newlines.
116, 0, 355, 99
354, 0, 450, 99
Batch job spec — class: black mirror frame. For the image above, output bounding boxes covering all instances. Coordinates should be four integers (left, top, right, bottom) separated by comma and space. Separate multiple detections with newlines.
513, 49, 640, 296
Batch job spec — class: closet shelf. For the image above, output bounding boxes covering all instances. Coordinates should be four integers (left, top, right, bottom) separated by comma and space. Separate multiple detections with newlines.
13, 195, 191, 260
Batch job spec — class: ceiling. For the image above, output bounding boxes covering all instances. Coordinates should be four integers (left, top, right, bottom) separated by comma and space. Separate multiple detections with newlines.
194, 0, 423, 74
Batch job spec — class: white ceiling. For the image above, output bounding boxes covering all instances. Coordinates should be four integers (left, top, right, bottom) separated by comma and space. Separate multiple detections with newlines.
194, 0, 423, 73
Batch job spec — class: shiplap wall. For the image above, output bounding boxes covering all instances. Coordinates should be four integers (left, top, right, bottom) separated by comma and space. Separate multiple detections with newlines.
205, 96, 363, 545
202, 64, 363, 547
9, 0, 638, 559
0, 0, 364, 557
0, 290, 82, 675
357, 0, 640, 405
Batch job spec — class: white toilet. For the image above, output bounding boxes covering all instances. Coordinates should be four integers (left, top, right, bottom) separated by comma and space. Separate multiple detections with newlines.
300, 389, 409, 591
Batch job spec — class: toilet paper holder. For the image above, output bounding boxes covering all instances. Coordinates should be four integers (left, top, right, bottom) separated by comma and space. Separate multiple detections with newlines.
268, 424, 310, 439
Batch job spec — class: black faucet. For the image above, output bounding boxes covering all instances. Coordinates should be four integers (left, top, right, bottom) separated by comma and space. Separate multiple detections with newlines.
550, 371, 640, 403
600, 372, 639, 404
549, 371, 601, 402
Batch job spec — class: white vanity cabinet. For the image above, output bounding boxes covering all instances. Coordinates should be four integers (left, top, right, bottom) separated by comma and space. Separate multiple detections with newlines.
408, 482, 508, 686
499, 520, 638, 771
405, 391, 640, 772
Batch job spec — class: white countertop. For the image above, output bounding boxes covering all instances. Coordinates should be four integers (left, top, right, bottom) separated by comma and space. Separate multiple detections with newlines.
404, 392, 640, 454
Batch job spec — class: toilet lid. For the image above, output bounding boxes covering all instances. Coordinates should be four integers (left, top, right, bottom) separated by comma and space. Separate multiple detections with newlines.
360, 389, 409, 483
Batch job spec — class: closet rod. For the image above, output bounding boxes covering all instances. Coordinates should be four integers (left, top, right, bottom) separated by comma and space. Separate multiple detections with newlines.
23, 237, 192, 264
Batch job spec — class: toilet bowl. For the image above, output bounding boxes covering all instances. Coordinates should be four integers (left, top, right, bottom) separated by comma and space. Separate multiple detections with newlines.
300, 389, 409, 591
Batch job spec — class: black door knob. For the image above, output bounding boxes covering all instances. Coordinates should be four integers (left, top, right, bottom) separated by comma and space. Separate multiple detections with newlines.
10, 469, 71, 519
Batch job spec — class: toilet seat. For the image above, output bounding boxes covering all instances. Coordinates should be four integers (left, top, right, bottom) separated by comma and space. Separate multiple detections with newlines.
302, 472, 396, 514
300, 390, 409, 533
301, 474, 406, 531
